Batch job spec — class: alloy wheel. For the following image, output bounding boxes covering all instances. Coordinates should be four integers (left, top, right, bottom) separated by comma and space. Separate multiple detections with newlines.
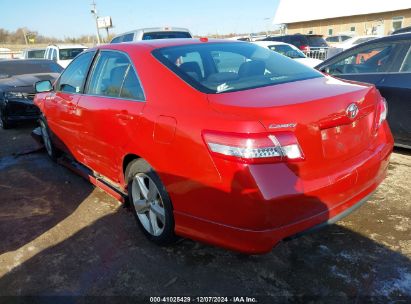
132, 173, 166, 236
40, 120, 52, 157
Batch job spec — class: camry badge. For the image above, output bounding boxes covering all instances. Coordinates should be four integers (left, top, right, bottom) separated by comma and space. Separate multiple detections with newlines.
346, 103, 359, 119
268, 123, 297, 129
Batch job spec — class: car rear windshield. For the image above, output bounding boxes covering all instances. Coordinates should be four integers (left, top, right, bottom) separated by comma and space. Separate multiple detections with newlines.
267, 45, 305, 59
152, 42, 323, 94
307, 36, 328, 47
0, 60, 63, 78
142, 31, 192, 40
59, 48, 86, 60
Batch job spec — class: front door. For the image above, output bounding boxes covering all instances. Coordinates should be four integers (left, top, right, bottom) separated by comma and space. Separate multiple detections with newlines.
44, 51, 96, 156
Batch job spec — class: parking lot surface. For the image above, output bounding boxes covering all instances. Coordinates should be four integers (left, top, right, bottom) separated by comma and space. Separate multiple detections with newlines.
0, 124, 410, 302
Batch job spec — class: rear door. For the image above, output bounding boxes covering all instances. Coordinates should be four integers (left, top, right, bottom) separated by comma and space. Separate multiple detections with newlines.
318, 39, 411, 145
77, 50, 146, 181
44, 51, 95, 156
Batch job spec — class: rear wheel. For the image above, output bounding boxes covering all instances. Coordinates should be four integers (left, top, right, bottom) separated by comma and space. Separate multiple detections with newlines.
126, 159, 177, 245
39, 117, 60, 161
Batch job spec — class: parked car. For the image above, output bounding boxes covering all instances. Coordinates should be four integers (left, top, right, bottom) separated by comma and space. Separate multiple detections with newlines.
0, 59, 62, 129
21, 48, 46, 59
34, 39, 393, 254
0, 48, 12, 59
392, 26, 411, 35
110, 27, 192, 43
261, 34, 329, 60
44, 44, 88, 68
316, 33, 411, 148
333, 35, 382, 51
253, 41, 322, 67
325, 35, 352, 46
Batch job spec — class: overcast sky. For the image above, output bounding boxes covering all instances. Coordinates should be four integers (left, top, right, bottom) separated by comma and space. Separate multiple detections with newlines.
2, 0, 280, 38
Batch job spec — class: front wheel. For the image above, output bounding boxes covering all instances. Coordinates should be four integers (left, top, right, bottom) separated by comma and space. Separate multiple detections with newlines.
39, 117, 60, 161
126, 159, 177, 245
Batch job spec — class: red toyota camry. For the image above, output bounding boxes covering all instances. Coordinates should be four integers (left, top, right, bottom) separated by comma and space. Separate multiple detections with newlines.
34, 39, 393, 254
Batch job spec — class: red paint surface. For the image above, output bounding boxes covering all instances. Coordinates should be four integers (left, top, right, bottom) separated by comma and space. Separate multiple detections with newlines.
35, 40, 394, 253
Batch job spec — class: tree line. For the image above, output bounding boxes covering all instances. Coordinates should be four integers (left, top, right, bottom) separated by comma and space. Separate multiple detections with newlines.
0, 27, 99, 44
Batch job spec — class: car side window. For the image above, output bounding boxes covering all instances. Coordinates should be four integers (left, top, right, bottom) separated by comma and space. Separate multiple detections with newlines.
86, 51, 145, 100
123, 33, 134, 42
111, 36, 121, 44
322, 42, 400, 75
57, 51, 95, 93
399, 46, 411, 73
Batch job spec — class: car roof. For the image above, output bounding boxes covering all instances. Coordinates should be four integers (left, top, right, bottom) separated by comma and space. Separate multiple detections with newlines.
23, 48, 46, 51
392, 26, 411, 34
0, 59, 55, 64
112, 27, 191, 38
97, 38, 239, 51
252, 41, 295, 48
47, 44, 88, 49
359, 32, 411, 43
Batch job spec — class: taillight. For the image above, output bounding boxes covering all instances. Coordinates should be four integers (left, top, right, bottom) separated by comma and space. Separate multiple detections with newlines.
376, 97, 388, 129
202, 131, 304, 164
299, 45, 310, 52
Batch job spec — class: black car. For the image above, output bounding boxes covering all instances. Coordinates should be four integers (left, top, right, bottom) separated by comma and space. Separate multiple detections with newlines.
392, 26, 411, 35
0, 59, 62, 129
316, 33, 411, 148
261, 34, 329, 59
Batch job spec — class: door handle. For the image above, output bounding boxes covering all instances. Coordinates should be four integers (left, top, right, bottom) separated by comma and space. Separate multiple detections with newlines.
116, 112, 133, 121
116, 114, 133, 121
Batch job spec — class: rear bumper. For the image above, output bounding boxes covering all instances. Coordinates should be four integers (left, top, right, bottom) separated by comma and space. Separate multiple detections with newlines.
175, 184, 379, 254
174, 138, 393, 254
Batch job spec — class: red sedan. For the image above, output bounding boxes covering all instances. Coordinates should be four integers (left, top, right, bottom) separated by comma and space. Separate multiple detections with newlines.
34, 39, 393, 254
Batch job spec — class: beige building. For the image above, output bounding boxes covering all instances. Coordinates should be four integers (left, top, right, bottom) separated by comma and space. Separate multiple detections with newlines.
273, 0, 411, 36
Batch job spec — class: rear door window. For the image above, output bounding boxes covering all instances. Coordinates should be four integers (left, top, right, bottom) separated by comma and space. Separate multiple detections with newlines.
86, 50, 145, 100
307, 36, 328, 47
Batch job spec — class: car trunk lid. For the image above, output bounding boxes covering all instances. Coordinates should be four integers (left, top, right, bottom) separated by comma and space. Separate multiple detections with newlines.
207, 76, 380, 179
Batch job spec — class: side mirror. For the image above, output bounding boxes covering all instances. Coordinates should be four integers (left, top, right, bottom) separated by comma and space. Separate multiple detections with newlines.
35, 80, 53, 93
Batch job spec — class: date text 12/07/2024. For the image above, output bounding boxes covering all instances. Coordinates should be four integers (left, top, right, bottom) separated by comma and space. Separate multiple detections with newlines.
149, 296, 258, 303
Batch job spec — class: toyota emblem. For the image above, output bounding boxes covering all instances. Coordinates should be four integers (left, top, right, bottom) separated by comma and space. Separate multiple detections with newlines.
346, 103, 359, 119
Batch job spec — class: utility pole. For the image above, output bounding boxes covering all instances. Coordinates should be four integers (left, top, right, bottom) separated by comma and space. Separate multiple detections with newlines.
91, 0, 101, 44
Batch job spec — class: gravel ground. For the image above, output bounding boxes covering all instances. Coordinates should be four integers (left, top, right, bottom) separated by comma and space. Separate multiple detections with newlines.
0, 123, 410, 303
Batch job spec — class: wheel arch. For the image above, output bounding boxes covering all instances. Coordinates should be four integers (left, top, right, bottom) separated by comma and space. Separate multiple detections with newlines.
122, 153, 141, 182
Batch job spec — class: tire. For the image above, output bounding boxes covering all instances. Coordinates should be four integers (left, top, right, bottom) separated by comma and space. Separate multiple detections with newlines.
126, 159, 177, 245
0, 108, 9, 129
39, 117, 60, 161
